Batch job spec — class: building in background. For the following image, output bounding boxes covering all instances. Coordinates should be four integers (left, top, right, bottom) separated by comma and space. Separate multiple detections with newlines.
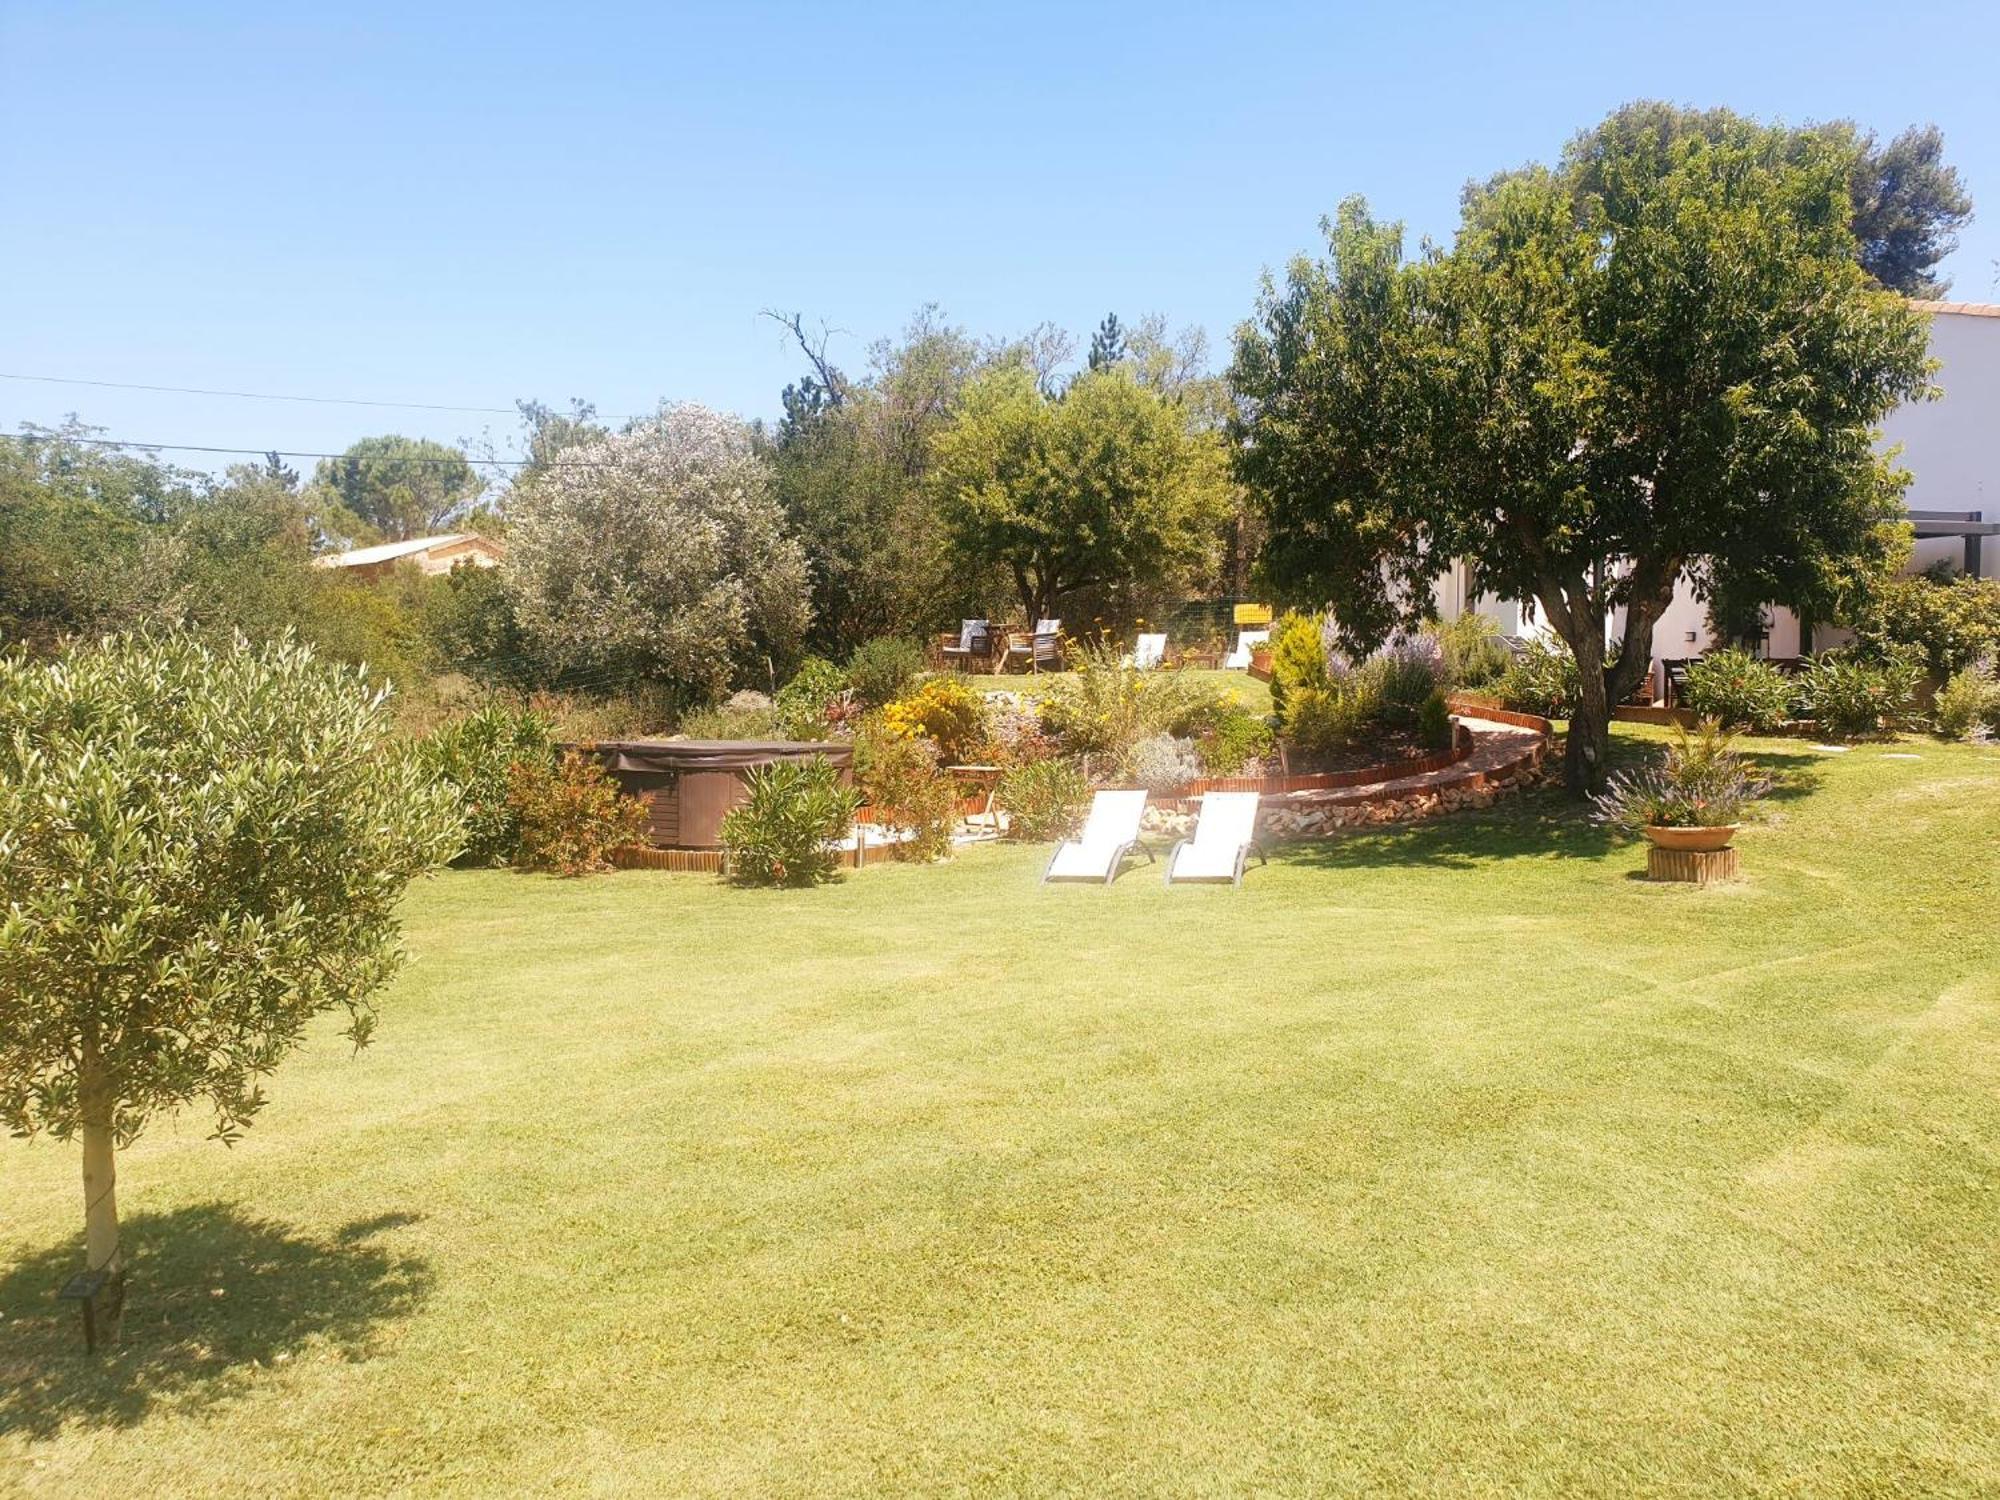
1435, 299, 2000, 698
313, 532, 505, 581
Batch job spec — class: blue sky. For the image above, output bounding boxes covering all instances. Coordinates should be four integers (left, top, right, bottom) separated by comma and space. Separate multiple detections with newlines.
5, 1, 1997, 473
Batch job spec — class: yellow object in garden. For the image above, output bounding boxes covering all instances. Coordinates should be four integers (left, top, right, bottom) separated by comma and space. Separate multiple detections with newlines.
1234, 603, 1274, 626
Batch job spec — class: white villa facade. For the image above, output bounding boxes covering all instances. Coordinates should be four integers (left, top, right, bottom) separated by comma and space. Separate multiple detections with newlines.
1434, 299, 2000, 698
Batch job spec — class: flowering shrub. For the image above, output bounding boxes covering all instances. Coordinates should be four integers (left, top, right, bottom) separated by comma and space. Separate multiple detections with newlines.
1358, 633, 1445, 727
855, 728, 957, 862
998, 758, 1092, 841
882, 675, 988, 763
506, 752, 648, 875
718, 756, 860, 886
1797, 651, 1922, 739
1680, 649, 1793, 732
1592, 719, 1769, 832
1038, 643, 1215, 763
984, 693, 1060, 766
417, 703, 556, 867
1128, 734, 1202, 794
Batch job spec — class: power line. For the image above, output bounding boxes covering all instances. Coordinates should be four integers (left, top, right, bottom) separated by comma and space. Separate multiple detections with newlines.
9, 433, 635, 469
1, 370, 645, 422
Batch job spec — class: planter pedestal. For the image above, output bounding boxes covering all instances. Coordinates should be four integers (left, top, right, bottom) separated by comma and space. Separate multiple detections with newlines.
1646, 845, 1740, 885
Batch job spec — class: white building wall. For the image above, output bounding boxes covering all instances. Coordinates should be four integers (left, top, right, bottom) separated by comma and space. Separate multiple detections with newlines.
1430, 303, 1997, 699
1879, 304, 2000, 577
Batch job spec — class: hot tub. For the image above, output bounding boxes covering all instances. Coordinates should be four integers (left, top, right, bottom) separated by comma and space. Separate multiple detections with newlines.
565, 739, 854, 849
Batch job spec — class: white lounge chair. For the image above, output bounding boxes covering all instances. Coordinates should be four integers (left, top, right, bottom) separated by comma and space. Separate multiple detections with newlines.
1164, 791, 1266, 887
1131, 632, 1167, 670
1041, 789, 1152, 885
1223, 628, 1269, 670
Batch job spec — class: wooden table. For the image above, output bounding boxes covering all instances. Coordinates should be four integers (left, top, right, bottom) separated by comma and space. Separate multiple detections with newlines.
945, 764, 1005, 833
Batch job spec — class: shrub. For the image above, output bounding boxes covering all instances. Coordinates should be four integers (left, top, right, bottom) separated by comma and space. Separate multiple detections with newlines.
1417, 689, 1454, 750
1039, 643, 1217, 764
1437, 613, 1511, 689
718, 756, 861, 886
678, 701, 780, 739
1496, 638, 1580, 718
417, 703, 556, 867
1358, 633, 1444, 728
998, 758, 1092, 841
1592, 719, 1769, 833
1266, 611, 1329, 712
856, 730, 957, 862
1797, 650, 1922, 738
882, 675, 988, 763
1931, 664, 2000, 741
1848, 574, 2000, 678
773, 656, 854, 739
984, 693, 1060, 766
1680, 649, 1793, 733
1282, 684, 1370, 758
1195, 706, 1275, 775
506, 752, 649, 875
845, 637, 929, 708
1128, 733, 1202, 793
526, 685, 676, 743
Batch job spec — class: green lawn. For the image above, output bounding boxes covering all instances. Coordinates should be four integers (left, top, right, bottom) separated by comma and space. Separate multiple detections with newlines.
4, 729, 1998, 1497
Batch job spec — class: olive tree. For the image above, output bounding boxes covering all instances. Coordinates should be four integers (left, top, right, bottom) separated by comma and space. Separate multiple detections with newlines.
0, 634, 462, 1334
1231, 112, 1932, 792
507, 404, 811, 701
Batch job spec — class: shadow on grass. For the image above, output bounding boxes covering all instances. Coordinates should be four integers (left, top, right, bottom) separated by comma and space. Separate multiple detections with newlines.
1278, 784, 1619, 872
1275, 742, 1828, 874
0, 1203, 429, 1437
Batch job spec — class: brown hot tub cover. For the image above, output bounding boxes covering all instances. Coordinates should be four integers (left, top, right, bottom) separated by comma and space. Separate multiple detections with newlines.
579, 739, 854, 774
562, 739, 854, 849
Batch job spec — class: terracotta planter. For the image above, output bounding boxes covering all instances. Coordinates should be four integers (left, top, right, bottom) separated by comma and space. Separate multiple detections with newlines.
1642, 824, 1739, 852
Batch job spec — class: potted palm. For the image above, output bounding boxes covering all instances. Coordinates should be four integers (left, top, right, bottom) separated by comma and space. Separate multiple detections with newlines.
1593, 719, 1768, 873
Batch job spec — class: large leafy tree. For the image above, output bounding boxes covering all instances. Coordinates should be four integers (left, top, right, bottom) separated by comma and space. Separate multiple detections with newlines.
508, 404, 811, 701
308, 435, 488, 543
0, 635, 461, 1335
1231, 113, 1932, 792
1560, 103, 1973, 297
929, 364, 1232, 627
766, 306, 1013, 654
0, 423, 192, 649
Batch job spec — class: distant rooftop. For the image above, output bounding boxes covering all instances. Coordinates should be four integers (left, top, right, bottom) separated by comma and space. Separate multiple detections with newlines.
1907, 299, 2000, 319
315, 533, 485, 569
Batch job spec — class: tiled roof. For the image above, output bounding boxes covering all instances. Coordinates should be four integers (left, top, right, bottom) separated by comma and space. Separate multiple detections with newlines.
315, 533, 477, 568
1907, 299, 2000, 318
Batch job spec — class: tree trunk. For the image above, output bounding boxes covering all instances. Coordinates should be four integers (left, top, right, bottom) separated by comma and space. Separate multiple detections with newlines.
79, 1047, 124, 1342
1564, 628, 1612, 796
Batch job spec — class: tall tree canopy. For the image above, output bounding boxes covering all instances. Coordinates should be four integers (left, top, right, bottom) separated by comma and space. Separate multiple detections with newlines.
928, 364, 1232, 627
308, 434, 487, 544
1559, 102, 1973, 296
508, 404, 811, 701
767, 305, 1039, 654
1231, 110, 1932, 792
